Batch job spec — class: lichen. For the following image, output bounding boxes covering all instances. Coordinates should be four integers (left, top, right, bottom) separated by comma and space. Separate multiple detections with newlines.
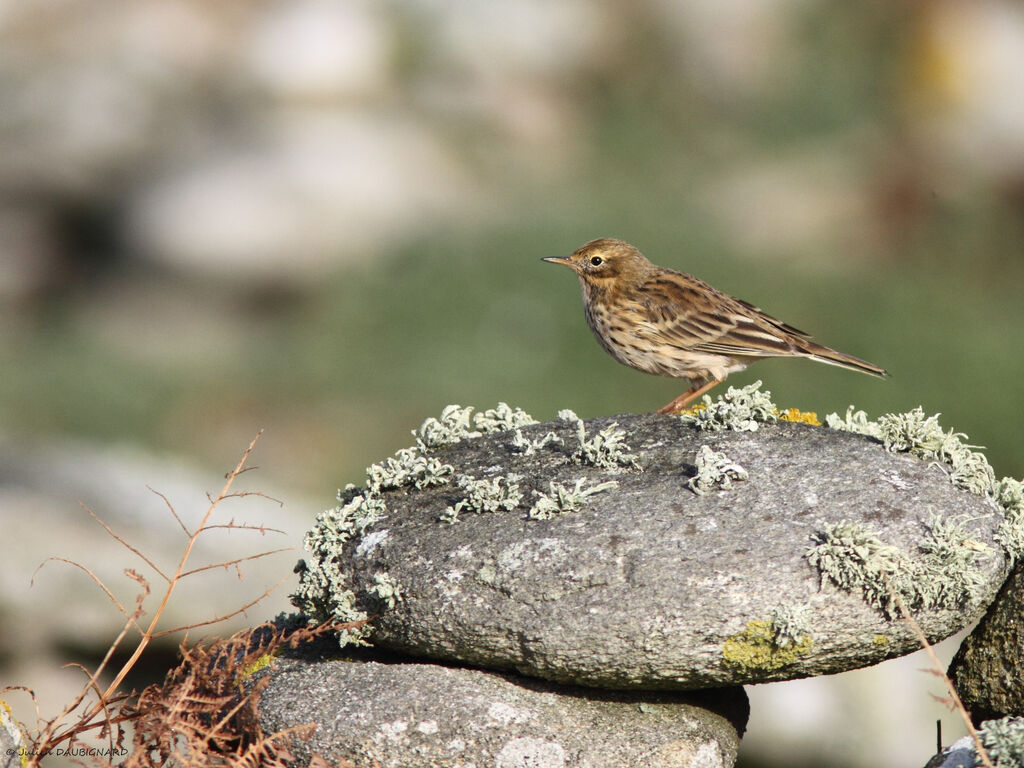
510, 428, 562, 456
770, 604, 814, 649
473, 402, 539, 433
824, 406, 882, 438
687, 445, 748, 495
528, 478, 620, 519
874, 407, 998, 496
828, 405, 998, 497
778, 408, 821, 426
366, 447, 455, 494
680, 380, 778, 432
570, 419, 639, 469
240, 652, 276, 678
995, 477, 1024, 560
414, 402, 538, 450
721, 620, 813, 672
291, 403, 542, 648
441, 474, 524, 523
871, 633, 889, 646
369, 571, 404, 609
825, 406, 1024, 564
805, 515, 994, 618
979, 716, 1024, 768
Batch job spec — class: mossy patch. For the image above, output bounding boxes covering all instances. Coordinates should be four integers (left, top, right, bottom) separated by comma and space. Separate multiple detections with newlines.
721, 620, 813, 672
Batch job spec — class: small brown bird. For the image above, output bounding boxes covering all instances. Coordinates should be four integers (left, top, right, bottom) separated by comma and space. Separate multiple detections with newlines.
543, 238, 887, 413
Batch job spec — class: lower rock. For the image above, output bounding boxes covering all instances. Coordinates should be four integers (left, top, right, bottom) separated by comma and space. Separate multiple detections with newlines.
255, 656, 748, 768
949, 564, 1024, 722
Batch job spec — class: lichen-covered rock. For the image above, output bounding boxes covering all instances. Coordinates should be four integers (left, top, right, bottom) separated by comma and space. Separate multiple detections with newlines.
294, 397, 1011, 689
924, 718, 1024, 768
256, 656, 748, 768
949, 563, 1024, 722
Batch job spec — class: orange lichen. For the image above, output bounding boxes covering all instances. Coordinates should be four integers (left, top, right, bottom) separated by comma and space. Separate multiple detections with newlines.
778, 408, 821, 426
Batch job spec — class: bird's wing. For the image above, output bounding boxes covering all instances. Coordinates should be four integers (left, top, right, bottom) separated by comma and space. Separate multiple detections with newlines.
633, 274, 809, 358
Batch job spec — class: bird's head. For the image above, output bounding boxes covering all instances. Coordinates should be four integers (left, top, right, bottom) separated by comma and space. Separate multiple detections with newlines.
542, 238, 653, 288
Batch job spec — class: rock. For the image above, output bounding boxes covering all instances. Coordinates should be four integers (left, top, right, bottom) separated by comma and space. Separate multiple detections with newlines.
296, 408, 1010, 689
1, 702, 26, 768
924, 718, 1024, 768
924, 735, 975, 768
255, 655, 748, 768
949, 563, 1024, 722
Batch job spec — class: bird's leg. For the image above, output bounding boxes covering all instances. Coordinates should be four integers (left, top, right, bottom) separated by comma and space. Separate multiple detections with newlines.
656, 378, 723, 414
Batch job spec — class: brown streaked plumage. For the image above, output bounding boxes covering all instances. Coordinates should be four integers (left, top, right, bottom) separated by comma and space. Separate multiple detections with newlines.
543, 238, 888, 413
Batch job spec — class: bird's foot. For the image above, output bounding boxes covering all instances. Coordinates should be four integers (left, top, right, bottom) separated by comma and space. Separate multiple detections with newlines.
656, 378, 723, 414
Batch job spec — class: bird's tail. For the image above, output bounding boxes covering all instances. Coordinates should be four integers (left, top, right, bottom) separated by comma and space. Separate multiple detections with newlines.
799, 341, 889, 378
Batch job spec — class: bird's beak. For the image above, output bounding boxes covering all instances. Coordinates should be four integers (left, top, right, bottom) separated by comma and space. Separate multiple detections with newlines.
542, 256, 574, 268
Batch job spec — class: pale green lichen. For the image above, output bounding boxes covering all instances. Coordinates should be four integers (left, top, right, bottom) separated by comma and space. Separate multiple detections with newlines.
415, 402, 538, 450
680, 380, 778, 432
874, 407, 997, 496
473, 402, 539, 433
510, 428, 562, 456
290, 492, 393, 642
571, 420, 639, 469
827, 406, 998, 497
366, 447, 455, 494
979, 716, 1024, 768
721, 620, 813, 672
770, 604, 814, 649
825, 406, 1024, 564
292, 403, 545, 647
441, 474, 524, 523
528, 478, 620, 519
825, 406, 882, 438
369, 571, 404, 609
805, 514, 994, 618
557, 408, 579, 421
687, 445, 748, 495
995, 477, 1024, 560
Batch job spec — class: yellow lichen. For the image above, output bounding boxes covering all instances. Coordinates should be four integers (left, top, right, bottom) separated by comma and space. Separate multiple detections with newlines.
240, 652, 276, 678
778, 408, 821, 426
872, 633, 890, 646
721, 620, 813, 672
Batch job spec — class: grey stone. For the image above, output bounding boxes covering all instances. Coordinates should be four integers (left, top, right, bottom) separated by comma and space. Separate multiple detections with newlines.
256, 655, 748, 768
949, 563, 1024, 721
1, 702, 25, 768
924, 735, 975, 768
326, 415, 1009, 689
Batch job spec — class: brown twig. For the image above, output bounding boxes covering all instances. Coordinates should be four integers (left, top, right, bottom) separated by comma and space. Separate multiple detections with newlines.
96, 430, 265, 706
16, 429, 298, 766
884, 577, 993, 767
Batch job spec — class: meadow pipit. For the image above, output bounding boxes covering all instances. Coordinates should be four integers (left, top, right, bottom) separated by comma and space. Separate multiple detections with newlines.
544, 238, 887, 413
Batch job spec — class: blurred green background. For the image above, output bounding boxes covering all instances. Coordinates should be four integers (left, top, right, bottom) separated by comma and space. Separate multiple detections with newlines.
2, 1, 1023, 765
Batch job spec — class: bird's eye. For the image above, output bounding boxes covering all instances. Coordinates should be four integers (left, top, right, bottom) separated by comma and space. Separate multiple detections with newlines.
590, 256, 603, 266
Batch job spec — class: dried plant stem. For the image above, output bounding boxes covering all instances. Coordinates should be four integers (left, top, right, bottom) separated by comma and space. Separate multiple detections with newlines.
9, 429, 292, 766
98, 431, 264, 710
885, 577, 992, 768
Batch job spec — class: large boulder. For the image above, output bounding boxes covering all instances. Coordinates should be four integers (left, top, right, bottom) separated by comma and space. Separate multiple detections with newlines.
292, 397, 1012, 689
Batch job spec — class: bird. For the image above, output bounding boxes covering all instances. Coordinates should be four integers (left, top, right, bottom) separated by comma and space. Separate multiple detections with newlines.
543, 238, 888, 414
